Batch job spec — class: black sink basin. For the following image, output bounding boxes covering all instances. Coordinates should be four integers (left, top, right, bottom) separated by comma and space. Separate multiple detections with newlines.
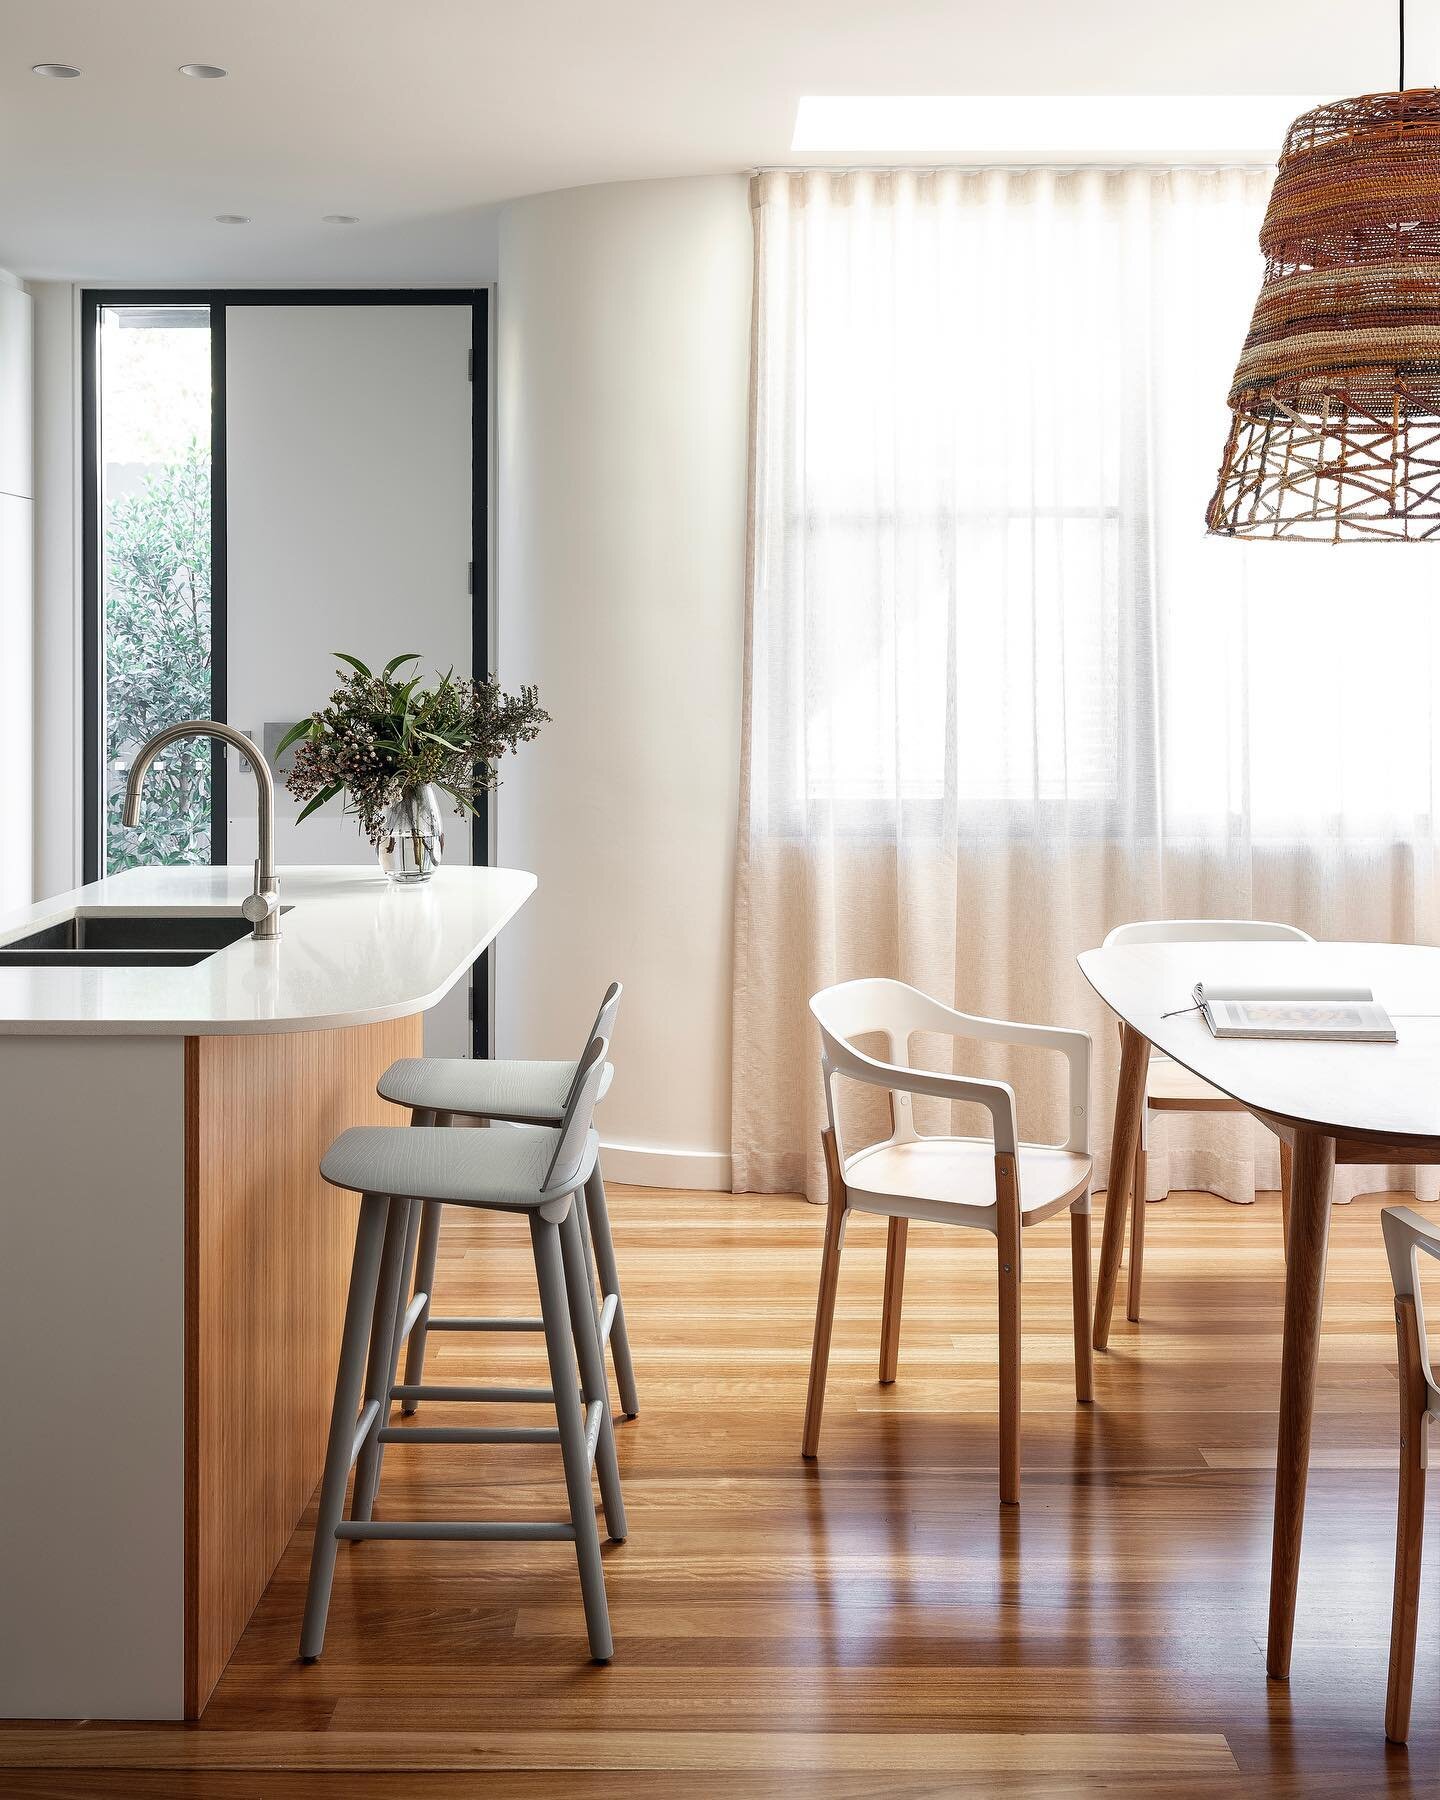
0, 911, 260, 969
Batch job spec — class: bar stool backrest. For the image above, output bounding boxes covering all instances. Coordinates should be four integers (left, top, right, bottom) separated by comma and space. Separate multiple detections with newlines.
564, 981, 622, 1110
1103, 918, 1313, 947
544, 1034, 610, 1195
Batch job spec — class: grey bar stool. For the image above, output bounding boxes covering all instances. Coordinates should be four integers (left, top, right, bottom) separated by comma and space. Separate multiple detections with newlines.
299, 1036, 626, 1664
377, 982, 639, 1421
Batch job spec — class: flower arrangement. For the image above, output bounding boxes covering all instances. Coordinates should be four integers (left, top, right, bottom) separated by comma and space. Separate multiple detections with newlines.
279, 652, 548, 845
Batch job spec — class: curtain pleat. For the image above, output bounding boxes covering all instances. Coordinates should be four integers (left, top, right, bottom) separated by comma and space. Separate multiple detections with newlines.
734, 167, 1440, 1206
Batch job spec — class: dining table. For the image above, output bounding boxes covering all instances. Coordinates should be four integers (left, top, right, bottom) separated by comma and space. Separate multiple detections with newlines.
1078, 937, 1440, 1681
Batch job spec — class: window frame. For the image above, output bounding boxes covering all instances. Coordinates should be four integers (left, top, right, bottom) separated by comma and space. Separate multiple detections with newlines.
79, 286, 495, 1053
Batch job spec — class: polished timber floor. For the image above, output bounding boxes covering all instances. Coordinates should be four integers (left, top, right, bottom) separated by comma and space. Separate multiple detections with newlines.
3, 1186, 1437, 1797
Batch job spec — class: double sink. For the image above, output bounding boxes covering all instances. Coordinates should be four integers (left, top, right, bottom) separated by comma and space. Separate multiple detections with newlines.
0, 911, 267, 969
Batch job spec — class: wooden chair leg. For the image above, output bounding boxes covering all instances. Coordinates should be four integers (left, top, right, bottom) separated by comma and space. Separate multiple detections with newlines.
879, 1216, 908, 1384
1385, 1294, 1429, 1744
1279, 1138, 1293, 1261
1126, 1139, 1147, 1323
1071, 1202, 1093, 1405
996, 1154, 1022, 1506
802, 1128, 848, 1459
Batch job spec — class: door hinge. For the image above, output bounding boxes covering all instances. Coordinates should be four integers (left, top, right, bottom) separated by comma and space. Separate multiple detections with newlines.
467, 561, 474, 594
468, 348, 474, 381
467, 986, 473, 1019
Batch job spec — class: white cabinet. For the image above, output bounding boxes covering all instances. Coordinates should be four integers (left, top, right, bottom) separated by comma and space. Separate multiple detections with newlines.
0, 279, 33, 909
0, 282, 34, 502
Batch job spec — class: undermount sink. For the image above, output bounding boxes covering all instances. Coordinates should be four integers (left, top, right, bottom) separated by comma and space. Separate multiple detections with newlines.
0, 911, 269, 969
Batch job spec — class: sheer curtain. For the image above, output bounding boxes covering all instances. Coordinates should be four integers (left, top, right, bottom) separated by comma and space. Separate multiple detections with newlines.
734, 167, 1440, 1205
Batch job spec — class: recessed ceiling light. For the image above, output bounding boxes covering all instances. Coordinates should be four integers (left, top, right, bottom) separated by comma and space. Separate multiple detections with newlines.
322, 214, 360, 226
32, 63, 81, 79
790, 94, 1329, 160
179, 64, 228, 80
214, 214, 250, 226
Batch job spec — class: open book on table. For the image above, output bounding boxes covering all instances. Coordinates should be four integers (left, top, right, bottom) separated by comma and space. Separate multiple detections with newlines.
1193, 983, 1397, 1043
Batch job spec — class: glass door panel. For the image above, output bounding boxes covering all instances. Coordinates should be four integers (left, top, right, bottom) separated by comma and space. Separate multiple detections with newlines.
97, 303, 214, 873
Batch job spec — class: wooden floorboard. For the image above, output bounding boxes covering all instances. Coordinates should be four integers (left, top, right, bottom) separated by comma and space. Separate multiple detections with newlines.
2, 1187, 1436, 1796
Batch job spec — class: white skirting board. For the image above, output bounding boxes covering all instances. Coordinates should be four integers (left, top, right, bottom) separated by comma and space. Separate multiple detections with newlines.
598, 1138, 732, 1192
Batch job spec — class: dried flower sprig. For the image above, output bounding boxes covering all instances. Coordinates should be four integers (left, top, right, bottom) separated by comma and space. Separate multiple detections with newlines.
279, 652, 548, 844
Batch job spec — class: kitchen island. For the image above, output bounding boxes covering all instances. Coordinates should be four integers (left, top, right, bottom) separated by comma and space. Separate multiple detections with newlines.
0, 863, 535, 1720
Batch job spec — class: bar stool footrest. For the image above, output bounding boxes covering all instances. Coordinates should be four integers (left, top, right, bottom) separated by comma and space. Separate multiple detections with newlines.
336, 1520, 577, 1542
425, 1314, 546, 1332
378, 1424, 562, 1445
390, 1382, 555, 1404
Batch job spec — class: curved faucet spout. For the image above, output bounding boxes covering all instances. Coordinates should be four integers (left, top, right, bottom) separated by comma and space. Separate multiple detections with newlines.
122, 718, 280, 939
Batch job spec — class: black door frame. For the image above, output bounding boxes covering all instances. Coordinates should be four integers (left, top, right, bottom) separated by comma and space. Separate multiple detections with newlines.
80, 287, 493, 1053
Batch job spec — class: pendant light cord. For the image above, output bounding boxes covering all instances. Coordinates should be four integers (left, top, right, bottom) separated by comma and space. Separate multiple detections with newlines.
1400, 0, 1407, 90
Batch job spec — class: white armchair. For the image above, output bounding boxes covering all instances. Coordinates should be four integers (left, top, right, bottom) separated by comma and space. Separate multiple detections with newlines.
804, 977, 1093, 1505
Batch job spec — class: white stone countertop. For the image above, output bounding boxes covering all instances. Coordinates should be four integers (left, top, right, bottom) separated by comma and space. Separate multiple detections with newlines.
0, 864, 536, 1035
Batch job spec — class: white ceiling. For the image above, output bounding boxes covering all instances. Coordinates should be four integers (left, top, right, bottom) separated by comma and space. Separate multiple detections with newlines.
0, 1, 1426, 283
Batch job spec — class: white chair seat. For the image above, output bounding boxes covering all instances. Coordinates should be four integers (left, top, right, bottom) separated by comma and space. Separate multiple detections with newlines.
378, 1056, 618, 1124
844, 1136, 1092, 1229
321, 1122, 599, 1208
1145, 1052, 1240, 1111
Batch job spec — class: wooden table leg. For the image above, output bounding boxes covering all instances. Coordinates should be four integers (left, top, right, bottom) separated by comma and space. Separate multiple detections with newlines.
1093, 1022, 1149, 1351
1266, 1126, 1335, 1680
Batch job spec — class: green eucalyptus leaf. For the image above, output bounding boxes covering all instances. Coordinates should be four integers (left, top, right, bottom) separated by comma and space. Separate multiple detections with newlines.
274, 717, 317, 756
295, 782, 345, 824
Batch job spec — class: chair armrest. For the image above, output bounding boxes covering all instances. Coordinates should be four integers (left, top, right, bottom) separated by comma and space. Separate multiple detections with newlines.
915, 999, 1092, 1153
1383, 1206, 1440, 1407
1383, 1206, 1440, 1297
829, 1044, 1019, 1155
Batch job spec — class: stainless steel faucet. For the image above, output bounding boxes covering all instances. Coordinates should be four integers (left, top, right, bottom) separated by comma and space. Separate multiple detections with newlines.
122, 719, 282, 940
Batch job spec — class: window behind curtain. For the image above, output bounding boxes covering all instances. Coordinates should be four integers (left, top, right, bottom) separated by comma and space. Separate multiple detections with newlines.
746, 167, 1440, 847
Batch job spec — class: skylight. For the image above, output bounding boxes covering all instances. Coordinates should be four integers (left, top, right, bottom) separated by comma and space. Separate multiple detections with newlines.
790, 96, 1329, 162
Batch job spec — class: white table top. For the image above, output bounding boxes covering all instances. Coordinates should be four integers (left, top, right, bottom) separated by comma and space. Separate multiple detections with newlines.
0, 864, 536, 1036
1079, 939, 1440, 1146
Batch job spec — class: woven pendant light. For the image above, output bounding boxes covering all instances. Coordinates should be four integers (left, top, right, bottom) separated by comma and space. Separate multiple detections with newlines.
1208, 75, 1440, 541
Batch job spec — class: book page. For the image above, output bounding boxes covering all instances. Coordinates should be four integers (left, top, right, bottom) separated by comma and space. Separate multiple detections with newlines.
1229, 1001, 1372, 1030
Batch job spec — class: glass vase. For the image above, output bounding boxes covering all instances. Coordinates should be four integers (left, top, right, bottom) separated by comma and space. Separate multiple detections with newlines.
378, 783, 445, 883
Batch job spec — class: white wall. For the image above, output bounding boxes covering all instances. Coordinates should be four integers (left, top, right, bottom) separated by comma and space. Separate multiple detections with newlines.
496, 175, 751, 1188
0, 272, 35, 911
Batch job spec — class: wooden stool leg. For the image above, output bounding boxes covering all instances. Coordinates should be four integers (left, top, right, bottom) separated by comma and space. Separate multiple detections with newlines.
560, 1200, 627, 1543
1385, 1294, 1429, 1744
1126, 1138, 1147, 1323
996, 1154, 1022, 1506
299, 1194, 390, 1662
1279, 1138, 1293, 1262
1095, 1024, 1148, 1350
879, 1216, 908, 1384
531, 1208, 613, 1662
1071, 1201, 1093, 1405
584, 1163, 640, 1418
349, 1196, 414, 1525
400, 1200, 442, 1414
802, 1129, 848, 1459
398, 1108, 445, 1416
